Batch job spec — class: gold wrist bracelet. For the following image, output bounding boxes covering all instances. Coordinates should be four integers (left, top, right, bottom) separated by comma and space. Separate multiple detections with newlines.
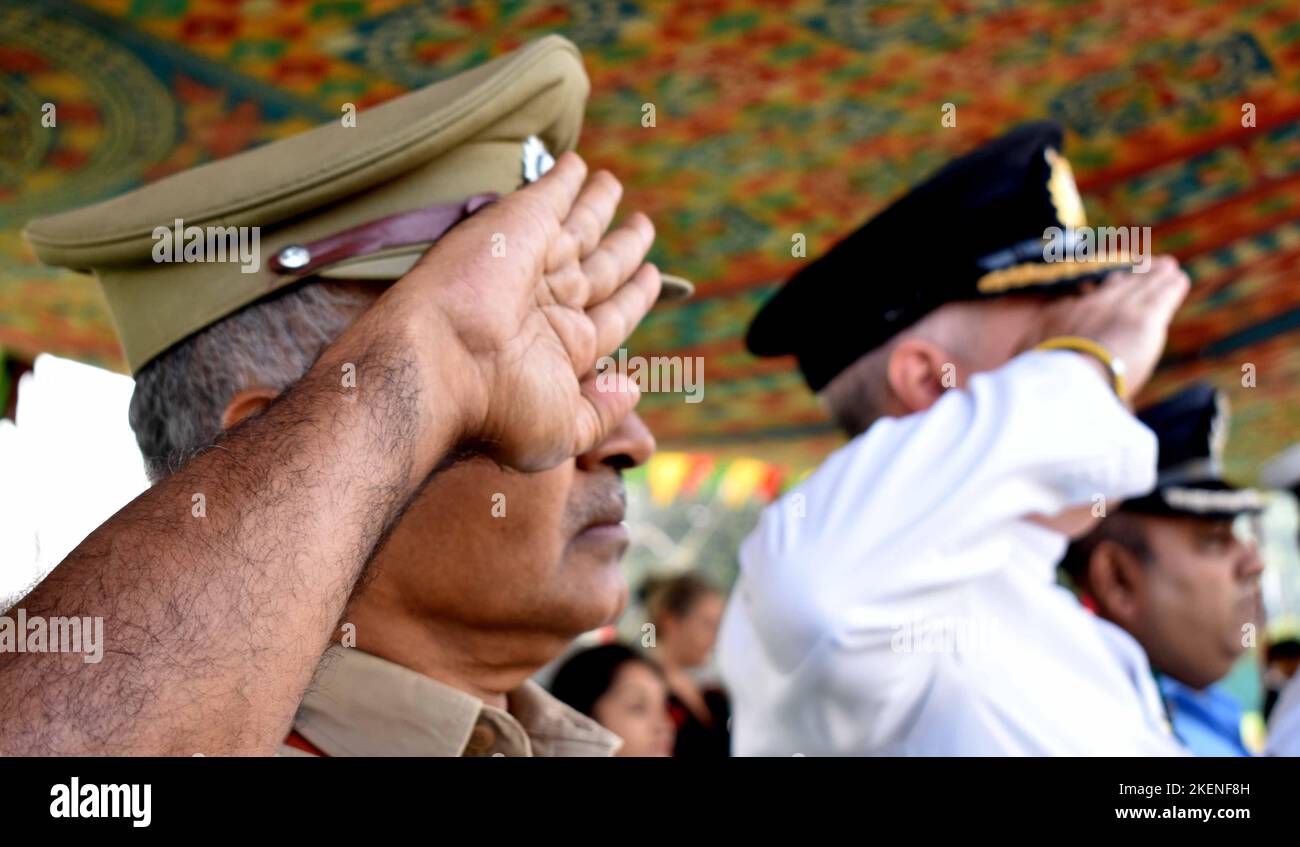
1033, 336, 1127, 399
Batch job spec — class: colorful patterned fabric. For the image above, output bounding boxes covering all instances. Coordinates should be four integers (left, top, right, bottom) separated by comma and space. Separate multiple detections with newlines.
4, 0, 1300, 477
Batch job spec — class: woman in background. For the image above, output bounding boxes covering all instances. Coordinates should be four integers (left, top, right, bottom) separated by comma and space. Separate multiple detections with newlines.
550, 644, 675, 757
644, 573, 731, 756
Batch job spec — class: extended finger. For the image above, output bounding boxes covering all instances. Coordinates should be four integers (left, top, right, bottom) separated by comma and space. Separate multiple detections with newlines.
588, 262, 662, 356
560, 170, 623, 262
1143, 264, 1191, 318
581, 212, 655, 305
515, 151, 588, 231
1124, 256, 1187, 307
1089, 266, 1140, 301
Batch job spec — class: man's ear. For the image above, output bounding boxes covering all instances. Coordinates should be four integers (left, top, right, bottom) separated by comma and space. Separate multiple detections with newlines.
1087, 540, 1146, 627
221, 386, 282, 431
886, 337, 954, 414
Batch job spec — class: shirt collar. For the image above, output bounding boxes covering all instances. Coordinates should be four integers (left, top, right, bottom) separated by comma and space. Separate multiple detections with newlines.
291, 645, 622, 757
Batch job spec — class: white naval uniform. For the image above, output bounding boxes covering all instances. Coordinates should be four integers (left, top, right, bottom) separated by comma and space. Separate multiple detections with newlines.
1266, 670, 1300, 756
719, 350, 1185, 756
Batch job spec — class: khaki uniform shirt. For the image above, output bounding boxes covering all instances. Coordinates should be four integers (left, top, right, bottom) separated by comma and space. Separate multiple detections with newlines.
279, 645, 621, 757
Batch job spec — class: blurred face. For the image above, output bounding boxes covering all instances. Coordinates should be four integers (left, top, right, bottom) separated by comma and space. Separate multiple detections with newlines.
664, 591, 725, 668
1131, 515, 1264, 688
593, 661, 675, 757
367, 410, 656, 639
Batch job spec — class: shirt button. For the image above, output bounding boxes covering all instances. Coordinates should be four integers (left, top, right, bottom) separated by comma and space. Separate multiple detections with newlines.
465, 722, 497, 756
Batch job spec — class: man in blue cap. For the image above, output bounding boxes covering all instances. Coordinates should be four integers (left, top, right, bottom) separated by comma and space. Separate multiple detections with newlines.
1062, 384, 1265, 756
720, 122, 1190, 755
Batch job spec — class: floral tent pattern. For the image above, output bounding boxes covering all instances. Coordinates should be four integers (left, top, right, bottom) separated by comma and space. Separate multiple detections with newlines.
4, 0, 1300, 477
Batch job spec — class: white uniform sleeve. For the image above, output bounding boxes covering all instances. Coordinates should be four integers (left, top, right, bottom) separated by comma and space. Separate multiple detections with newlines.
1267, 671, 1300, 756
723, 349, 1157, 751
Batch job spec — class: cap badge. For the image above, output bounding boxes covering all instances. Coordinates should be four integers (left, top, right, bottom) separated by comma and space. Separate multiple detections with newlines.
1209, 391, 1230, 472
1045, 147, 1086, 229
522, 135, 556, 184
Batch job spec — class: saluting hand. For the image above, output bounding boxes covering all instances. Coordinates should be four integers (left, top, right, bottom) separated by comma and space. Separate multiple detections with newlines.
1033, 255, 1190, 403
389, 152, 660, 472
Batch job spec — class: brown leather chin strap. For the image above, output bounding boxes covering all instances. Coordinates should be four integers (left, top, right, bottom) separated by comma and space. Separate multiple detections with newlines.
268, 192, 499, 276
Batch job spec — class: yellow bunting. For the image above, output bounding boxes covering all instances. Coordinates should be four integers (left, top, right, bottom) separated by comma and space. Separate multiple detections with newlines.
720, 458, 768, 508
646, 452, 691, 506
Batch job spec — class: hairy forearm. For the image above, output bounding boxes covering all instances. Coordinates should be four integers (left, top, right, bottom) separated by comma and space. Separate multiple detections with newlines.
0, 310, 466, 755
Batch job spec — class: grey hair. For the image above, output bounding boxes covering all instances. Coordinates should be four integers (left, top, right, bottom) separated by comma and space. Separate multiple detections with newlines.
128, 280, 373, 482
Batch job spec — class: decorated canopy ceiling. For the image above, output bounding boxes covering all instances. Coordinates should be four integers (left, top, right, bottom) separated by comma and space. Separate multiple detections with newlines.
3, 0, 1300, 477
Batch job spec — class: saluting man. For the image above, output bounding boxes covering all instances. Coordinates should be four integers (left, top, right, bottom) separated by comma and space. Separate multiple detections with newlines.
720, 123, 1190, 755
4, 37, 687, 756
